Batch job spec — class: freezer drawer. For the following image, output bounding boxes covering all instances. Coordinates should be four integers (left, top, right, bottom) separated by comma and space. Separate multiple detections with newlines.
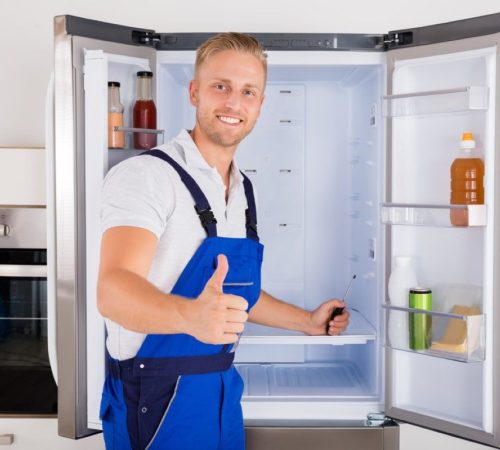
245, 420, 399, 450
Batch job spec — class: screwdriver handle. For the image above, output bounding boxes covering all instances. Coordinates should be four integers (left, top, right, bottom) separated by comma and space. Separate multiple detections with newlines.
330, 307, 345, 319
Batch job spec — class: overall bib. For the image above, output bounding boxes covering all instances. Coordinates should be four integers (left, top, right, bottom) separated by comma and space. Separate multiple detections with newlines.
99, 150, 263, 450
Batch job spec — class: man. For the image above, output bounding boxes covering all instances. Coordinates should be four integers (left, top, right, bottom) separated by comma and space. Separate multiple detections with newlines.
97, 32, 349, 450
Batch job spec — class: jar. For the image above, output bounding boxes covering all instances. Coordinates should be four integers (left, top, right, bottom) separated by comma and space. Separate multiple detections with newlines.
133, 71, 157, 150
108, 81, 125, 149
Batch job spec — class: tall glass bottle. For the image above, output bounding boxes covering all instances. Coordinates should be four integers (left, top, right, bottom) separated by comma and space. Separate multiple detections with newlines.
108, 81, 125, 149
133, 71, 157, 150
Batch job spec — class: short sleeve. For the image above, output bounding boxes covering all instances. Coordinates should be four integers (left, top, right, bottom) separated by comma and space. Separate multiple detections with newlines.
100, 155, 175, 239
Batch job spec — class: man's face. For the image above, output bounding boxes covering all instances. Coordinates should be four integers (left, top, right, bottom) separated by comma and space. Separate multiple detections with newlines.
189, 49, 266, 149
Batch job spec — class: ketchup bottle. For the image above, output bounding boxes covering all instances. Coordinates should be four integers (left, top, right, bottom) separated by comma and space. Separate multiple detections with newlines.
133, 71, 157, 150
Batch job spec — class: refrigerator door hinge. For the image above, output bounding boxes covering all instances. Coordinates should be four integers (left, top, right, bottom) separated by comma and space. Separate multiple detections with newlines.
366, 412, 396, 427
133, 30, 161, 46
381, 31, 413, 50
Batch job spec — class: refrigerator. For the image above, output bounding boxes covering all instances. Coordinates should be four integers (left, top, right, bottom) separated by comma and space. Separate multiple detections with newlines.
47, 12, 500, 449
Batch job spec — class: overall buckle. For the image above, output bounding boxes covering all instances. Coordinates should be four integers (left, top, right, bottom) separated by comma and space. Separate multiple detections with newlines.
194, 205, 217, 227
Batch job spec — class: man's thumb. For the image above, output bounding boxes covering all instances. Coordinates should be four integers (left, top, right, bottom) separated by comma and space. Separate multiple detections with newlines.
207, 254, 229, 292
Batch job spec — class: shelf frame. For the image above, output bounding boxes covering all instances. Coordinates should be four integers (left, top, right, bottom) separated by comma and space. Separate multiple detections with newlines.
383, 86, 489, 117
381, 202, 487, 227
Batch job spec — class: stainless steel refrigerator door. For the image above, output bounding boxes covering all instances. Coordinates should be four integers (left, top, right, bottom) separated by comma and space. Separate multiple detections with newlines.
53, 15, 156, 438
384, 29, 500, 448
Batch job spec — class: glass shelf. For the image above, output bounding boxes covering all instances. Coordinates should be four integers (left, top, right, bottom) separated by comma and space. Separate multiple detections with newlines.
114, 126, 165, 135
383, 86, 489, 117
239, 309, 375, 346
383, 304, 485, 362
381, 203, 487, 227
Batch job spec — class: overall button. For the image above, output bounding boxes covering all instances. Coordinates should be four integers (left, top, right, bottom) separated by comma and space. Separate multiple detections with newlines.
141, 407, 148, 413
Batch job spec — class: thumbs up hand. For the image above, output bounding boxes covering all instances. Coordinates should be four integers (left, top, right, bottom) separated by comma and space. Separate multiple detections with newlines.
186, 254, 249, 344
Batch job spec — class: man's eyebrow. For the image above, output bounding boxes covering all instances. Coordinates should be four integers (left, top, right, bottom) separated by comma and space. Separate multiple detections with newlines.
210, 78, 263, 92
243, 83, 262, 92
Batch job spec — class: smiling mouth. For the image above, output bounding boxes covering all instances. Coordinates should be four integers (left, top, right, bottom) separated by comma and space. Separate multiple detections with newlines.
217, 115, 243, 125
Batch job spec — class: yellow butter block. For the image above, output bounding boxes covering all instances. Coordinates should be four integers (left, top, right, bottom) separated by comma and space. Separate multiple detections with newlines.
430, 305, 481, 353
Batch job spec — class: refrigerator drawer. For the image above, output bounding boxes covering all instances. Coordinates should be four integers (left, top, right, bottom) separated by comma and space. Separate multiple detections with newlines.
245, 421, 399, 450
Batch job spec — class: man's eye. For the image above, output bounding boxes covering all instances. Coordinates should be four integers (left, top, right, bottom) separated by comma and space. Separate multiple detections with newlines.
244, 90, 256, 96
215, 84, 226, 90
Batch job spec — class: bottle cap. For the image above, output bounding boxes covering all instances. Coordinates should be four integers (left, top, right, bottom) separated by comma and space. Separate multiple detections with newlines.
460, 132, 475, 150
108, 81, 121, 87
137, 71, 154, 77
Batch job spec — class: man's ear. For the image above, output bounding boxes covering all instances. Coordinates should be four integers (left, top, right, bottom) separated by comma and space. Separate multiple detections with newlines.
189, 79, 198, 106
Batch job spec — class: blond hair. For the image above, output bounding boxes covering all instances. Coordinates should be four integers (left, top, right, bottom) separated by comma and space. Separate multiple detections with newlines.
195, 32, 267, 81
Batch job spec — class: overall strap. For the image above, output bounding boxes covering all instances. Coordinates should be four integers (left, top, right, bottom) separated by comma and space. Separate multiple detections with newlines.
141, 149, 217, 238
240, 171, 259, 242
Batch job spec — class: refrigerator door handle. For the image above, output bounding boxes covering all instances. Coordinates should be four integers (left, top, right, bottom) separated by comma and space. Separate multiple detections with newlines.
45, 69, 58, 386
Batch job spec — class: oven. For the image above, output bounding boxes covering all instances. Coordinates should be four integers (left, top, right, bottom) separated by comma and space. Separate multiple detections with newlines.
0, 207, 57, 414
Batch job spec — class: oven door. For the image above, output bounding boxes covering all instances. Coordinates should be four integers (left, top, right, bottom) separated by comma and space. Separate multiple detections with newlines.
0, 248, 57, 414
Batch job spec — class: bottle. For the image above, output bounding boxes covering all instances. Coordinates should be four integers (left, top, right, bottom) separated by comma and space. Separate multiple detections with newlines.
133, 71, 157, 150
450, 132, 484, 226
108, 81, 125, 149
387, 255, 418, 350
409, 288, 432, 350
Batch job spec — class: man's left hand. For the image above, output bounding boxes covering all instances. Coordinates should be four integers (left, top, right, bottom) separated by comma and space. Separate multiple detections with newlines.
308, 299, 350, 336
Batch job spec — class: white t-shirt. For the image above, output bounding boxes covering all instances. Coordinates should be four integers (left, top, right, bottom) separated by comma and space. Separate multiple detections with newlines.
101, 129, 250, 360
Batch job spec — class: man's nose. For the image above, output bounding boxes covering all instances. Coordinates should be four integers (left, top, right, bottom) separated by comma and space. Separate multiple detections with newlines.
223, 90, 241, 110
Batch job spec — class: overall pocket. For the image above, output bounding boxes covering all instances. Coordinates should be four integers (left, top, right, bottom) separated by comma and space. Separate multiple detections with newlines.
138, 375, 181, 450
204, 255, 256, 298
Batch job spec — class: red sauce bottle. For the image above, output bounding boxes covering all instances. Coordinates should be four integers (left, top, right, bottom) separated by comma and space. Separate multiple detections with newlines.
133, 71, 157, 150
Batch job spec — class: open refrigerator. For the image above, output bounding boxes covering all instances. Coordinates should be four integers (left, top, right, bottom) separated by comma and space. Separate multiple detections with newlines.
48, 13, 500, 449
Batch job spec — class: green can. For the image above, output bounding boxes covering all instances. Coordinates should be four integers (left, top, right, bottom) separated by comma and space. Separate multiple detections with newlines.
409, 288, 432, 350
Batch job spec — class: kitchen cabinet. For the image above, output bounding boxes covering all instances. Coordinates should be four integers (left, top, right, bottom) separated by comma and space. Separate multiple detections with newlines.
0, 148, 45, 207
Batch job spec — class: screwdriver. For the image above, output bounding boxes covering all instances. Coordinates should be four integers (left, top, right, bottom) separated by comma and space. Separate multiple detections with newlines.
327, 274, 356, 333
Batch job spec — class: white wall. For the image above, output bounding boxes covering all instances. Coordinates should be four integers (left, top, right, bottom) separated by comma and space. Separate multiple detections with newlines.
1, 0, 500, 147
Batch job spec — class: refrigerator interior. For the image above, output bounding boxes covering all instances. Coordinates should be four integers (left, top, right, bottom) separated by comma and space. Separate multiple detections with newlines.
84, 48, 387, 426
386, 46, 496, 432
157, 51, 386, 419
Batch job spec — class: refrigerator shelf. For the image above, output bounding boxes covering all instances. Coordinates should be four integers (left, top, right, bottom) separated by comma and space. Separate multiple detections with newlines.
237, 361, 371, 398
240, 309, 375, 346
383, 304, 485, 362
114, 126, 165, 135
381, 203, 486, 227
383, 86, 489, 117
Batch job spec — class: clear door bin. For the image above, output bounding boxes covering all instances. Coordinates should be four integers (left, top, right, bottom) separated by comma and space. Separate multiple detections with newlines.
381, 203, 487, 227
383, 304, 485, 362
383, 86, 489, 117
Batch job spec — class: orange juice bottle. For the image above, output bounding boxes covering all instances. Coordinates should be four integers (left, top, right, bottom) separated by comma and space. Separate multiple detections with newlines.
450, 132, 484, 226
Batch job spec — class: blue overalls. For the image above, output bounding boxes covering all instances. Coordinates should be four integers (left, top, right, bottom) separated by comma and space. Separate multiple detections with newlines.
100, 149, 263, 450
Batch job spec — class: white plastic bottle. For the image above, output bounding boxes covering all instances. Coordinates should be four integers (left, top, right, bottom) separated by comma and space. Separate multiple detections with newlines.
387, 255, 418, 350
